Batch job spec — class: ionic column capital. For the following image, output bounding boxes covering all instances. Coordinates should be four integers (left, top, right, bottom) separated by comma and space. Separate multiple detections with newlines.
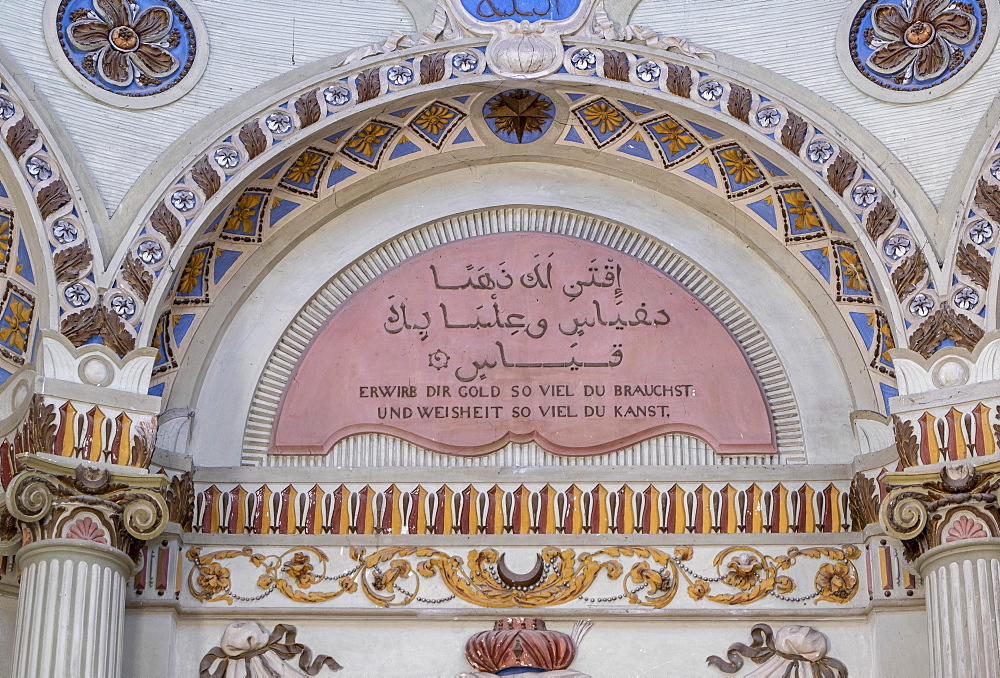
1, 452, 168, 561
880, 459, 1000, 562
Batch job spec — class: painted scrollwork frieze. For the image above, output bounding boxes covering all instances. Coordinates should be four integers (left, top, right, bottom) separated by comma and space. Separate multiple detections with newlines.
707, 624, 848, 677
0, 453, 168, 559
199, 622, 342, 677
880, 460, 1000, 561
185, 544, 861, 609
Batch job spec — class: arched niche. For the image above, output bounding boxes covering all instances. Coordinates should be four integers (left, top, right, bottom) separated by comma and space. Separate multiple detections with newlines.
165, 161, 871, 468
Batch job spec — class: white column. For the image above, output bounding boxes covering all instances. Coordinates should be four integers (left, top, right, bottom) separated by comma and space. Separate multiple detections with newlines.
918, 539, 1000, 678
11, 539, 133, 678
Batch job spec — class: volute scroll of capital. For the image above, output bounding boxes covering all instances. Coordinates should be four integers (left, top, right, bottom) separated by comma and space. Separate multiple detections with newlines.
880, 460, 1000, 561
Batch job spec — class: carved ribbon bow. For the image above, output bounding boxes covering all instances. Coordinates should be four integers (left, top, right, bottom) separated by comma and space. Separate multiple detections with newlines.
706, 624, 848, 677
199, 623, 342, 677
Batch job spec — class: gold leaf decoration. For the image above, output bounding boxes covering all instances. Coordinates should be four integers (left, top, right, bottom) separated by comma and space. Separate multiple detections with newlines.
780, 112, 808, 154
891, 252, 927, 298
727, 84, 751, 123
190, 156, 221, 200
665, 63, 692, 98
826, 151, 858, 195
601, 49, 629, 82
27, 396, 57, 455
865, 199, 897, 240
892, 415, 919, 467
150, 201, 181, 245
36, 180, 71, 219
848, 472, 880, 528
356, 67, 381, 103
420, 53, 446, 84
6, 117, 38, 159
956, 242, 990, 290
53, 242, 92, 283
238, 122, 267, 160
295, 89, 322, 128
122, 253, 153, 302
186, 544, 860, 609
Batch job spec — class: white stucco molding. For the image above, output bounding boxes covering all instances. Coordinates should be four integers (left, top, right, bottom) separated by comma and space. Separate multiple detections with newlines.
890, 329, 1000, 398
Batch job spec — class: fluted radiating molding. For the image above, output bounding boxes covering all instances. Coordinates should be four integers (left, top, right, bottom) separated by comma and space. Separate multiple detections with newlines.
265, 434, 780, 468
920, 540, 1000, 678
11, 540, 131, 678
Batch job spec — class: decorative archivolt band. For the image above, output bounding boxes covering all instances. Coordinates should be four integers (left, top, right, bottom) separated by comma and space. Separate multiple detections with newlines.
185, 543, 861, 609
242, 208, 803, 465
192, 479, 851, 536
101, 34, 959, 357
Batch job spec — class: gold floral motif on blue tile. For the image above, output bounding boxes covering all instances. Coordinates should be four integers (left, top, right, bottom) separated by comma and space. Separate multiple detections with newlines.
175, 244, 213, 305
341, 121, 400, 168
572, 98, 632, 148
833, 241, 874, 303
643, 115, 703, 168
409, 102, 466, 149
712, 143, 768, 197
0, 208, 13, 276
279, 148, 332, 198
0, 283, 33, 363
777, 186, 827, 243
220, 189, 269, 243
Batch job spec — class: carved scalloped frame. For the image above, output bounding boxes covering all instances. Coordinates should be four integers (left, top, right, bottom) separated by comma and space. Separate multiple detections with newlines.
41, 0, 210, 110
835, 0, 1000, 104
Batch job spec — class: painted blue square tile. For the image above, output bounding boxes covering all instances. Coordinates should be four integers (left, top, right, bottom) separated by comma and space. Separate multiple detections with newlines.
213, 249, 243, 284
278, 148, 332, 198
643, 116, 703, 166
327, 162, 357, 188
802, 248, 831, 282
15, 235, 32, 284
747, 198, 778, 229
269, 198, 301, 227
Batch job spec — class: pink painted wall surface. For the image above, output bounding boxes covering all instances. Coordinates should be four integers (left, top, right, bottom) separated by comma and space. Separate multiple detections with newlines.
272, 233, 775, 456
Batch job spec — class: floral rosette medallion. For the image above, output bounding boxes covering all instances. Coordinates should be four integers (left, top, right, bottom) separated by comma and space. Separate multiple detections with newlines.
838, 0, 996, 101
46, 0, 208, 107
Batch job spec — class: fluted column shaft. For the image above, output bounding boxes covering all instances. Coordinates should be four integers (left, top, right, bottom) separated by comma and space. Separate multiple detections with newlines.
11, 539, 133, 678
918, 539, 1000, 678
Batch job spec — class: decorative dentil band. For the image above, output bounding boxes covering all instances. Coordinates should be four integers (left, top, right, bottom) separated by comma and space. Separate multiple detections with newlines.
185, 543, 861, 609
193, 480, 852, 536
0, 453, 168, 559
880, 460, 1000, 562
